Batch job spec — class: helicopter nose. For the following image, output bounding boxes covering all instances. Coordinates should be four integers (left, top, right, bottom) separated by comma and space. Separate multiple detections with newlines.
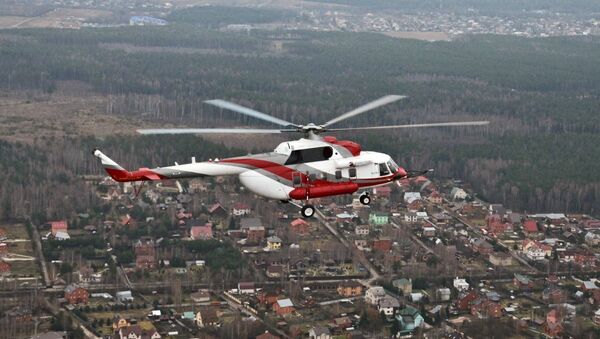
397, 167, 407, 178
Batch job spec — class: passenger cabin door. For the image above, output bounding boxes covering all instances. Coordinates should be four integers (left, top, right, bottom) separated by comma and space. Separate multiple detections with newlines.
292, 172, 303, 188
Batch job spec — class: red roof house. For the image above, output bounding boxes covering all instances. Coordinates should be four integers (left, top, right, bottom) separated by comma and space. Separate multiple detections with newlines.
191, 224, 213, 240
0, 260, 11, 274
290, 218, 310, 235
49, 221, 68, 236
523, 220, 539, 234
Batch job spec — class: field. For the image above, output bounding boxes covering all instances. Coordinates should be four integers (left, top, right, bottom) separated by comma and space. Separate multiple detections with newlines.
0, 8, 112, 29
382, 31, 451, 41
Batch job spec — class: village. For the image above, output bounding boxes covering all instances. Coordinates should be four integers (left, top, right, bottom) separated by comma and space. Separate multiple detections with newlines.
1, 172, 600, 339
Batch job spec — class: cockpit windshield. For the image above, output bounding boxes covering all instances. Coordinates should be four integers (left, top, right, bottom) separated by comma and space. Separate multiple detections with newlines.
387, 160, 399, 173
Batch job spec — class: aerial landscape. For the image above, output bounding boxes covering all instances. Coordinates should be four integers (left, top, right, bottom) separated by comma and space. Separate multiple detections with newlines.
1, 0, 600, 338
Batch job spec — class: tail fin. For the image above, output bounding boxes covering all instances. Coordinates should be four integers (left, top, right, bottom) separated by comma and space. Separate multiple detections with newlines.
93, 149, 130, 181
93, 149, 164, 182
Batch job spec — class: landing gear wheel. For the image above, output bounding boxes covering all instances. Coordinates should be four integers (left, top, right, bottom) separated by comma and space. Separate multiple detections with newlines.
359, 194, 371, 205
301, 205, 315, 218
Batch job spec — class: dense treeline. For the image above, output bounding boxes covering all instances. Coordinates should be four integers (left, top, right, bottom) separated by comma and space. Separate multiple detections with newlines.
1, 26, 600, 214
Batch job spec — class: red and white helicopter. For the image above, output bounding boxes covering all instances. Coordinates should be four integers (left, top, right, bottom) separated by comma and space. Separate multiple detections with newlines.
94, 95, 488, 217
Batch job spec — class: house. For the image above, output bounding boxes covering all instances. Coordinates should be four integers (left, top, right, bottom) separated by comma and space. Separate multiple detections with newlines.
190, 224, 213, 240
392, 278, 412, 295
522, 220, 539, 236
372, 237, 392, 251
450, 188, 467, 200
257, 289, 280, 305
208, 203, 228, 218
378, 296, 400, 316
585, 232, 600, 246
489, 252, 513, 266
119, 323, 161, 339
369, 212, 389, 225
581, 280, 598, 291
513, 273, 534, 289
266, 236, 282, 251
49, 221, 68, 236
273, 298, 295, 315
233, 203, 252, 216
355, 225, 369, 236
472, 238, 494, 256
522, 239, 552, 261
112, 315, 130, 330
237, 282, 255, 295
337, 280, 363, 297
432, 212, 452, 225
365, 286, 386, 305
256, 331, 280, 339
456, 290, 478, 311
116, 290, 134, 303
195, 308, 219, 327
308, 326, 331, 339
290, 218, 310, 235
247, 226, 265, 243
422, 226, 436, 238
240, 217, 262, 231
54, 231, 70, 241
404, 212, 418, 223
429, 191, 443, 204
190, 290, 210, 303
266, 265, 284, 278
471, 300, 502, 318
453, 278, 469, 291
136, 255, 156, 270
332, 316, 352, 329
373, 185, 392, 198
395, 306, 424, 334
134, 237, 156, 256
404, 192, 422, 204
437, 288, 451, 301
544, 309, 563, 337
407, 200, 424, 212
64, 284, 89, 304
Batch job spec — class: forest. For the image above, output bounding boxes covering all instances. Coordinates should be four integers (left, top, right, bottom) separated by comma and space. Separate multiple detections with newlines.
1, 24, 600, 218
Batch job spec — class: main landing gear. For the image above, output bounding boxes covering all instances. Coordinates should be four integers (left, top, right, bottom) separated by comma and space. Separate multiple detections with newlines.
359, 193, 371, 205
301, 204, 315, 218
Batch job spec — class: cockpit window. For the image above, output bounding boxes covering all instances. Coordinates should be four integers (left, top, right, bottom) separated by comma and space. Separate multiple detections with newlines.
387, 160, 399, 173
379, 163, 390, 176
285, 147, 334, 165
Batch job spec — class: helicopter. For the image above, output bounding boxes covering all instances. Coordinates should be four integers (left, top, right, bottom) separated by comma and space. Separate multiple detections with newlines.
94, 95, 488, 217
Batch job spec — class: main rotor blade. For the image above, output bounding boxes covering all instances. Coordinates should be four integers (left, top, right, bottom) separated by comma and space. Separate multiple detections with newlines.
137, 128, 286, 135
322, 95, 407, 127
204, 99, 297, 127
326, 121, 490, 131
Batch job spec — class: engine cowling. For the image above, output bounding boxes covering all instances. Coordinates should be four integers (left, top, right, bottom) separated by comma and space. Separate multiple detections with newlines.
288, 182, 359, 200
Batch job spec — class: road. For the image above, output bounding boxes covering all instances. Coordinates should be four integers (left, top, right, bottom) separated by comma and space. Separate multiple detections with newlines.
315, 208, 381, 285
30, 225, 52, 287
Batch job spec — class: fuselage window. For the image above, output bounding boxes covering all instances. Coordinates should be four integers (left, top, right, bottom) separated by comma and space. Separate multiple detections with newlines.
379, 163, 390, 176
285, 147, 334, 165
349, 168, 357, 178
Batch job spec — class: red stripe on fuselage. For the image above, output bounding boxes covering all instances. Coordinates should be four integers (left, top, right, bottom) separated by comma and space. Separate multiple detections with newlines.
220, 158, 297, 181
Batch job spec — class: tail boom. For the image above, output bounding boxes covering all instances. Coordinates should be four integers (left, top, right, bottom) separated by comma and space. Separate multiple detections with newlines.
93, 149, 166, 182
